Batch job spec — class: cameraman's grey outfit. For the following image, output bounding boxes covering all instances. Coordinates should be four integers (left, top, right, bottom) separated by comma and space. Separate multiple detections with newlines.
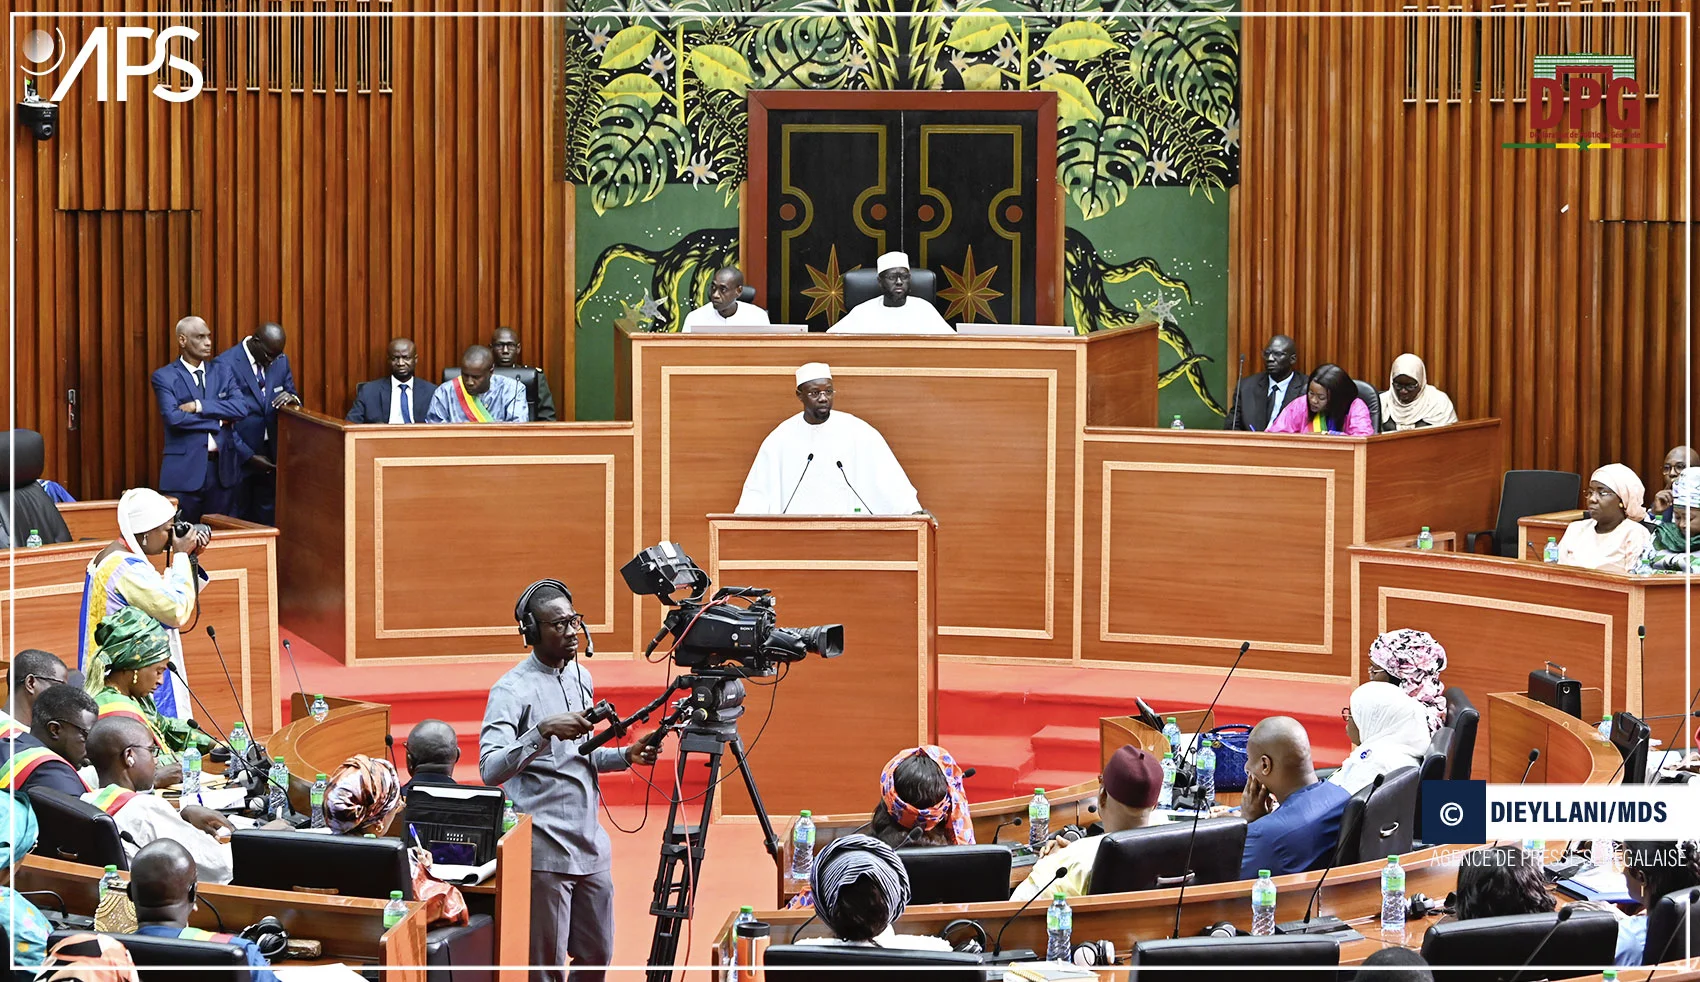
481, 654, 631, 982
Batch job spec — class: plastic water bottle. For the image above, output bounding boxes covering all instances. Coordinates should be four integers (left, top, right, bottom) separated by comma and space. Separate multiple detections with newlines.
1544, 536, 1559, 563
1028, 789, 1051, 850
1591, 837, 1615, 871
1162, 717, 1182, 757
267, 755, 290, 817
1170, 415, 1185, 430
1381, 855, 1407, 933
310, 772, 328, 829
181, 745, 202, 803
310, 694, 329, 723
1417, 526, 1434, 551
1523, 838, 1546, 858
24, 529, 42, 548
1604, 970, 1619, 981
1598, 715, 1615, 741
99, 864, 122, 901
788, 811, 815, 884
1251, 870, 1277, 936
502, 798, 519, 833
730, 906, 757, 981
382, 890, 407, 930
1159, 753, 1177, 808
1045, 892, 1073, 961
1196, 739, 1217, 809
228, 722, 250, 759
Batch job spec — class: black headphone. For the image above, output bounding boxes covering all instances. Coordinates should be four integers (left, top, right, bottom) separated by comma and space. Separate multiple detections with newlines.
1199, 921, 1239, 938
514, 579, 576, 648
938, 919, 987, 954
239, 915, 289, 958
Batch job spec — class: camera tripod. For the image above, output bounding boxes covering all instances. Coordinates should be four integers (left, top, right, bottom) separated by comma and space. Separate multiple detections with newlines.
581, 669, 782, 982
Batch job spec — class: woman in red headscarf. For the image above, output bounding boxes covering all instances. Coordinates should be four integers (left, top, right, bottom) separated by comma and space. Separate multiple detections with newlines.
868, 745, 975, 849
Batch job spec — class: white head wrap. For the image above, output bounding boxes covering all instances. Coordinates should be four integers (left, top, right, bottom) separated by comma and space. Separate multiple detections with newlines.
117, 488, 176, 555
1590, 463, 1648, 522
1673, 468, 1700, 510
876, 252, 909, 274
1332, 681, 1434, 794
795, 363, 832, 388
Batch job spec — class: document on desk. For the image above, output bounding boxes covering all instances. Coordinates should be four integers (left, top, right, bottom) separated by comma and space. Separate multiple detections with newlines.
431, 859, 498, 885
1558, 864, 1633, 904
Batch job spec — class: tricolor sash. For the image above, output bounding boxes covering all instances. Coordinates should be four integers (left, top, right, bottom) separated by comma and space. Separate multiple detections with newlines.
452, 376, 493, 422
0, 711, 25, 741
88, 785, 138, 816
0, 747, 73, 790
177, 927, 238, 944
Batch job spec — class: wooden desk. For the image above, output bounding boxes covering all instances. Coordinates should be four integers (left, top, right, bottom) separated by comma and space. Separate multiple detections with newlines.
276, 409, 640, 664
1519, 509, 1586, 560
1083, 421, 1501, 680
622, 324, 1157, 663
458, 815, 534, 982
2, 504, 283, 734
706, 516, 937, 820
1488, 691, 1622, 790
18, 854, 432, 980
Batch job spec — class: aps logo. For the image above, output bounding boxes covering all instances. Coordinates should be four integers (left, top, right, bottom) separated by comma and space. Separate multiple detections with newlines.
20, 26, 203, 103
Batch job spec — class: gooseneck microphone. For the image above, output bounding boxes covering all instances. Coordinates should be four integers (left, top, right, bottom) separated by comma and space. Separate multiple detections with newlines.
281, 638, 306, 703
1512, 906, 1574, 980
991, 815, 1025, 844
993, 868, 1067, 955
835, 461, 873, 514
1518, 748, 1541, 784
1280, 772, 1387, 935
167, 665, 233, 746
205, 626, 256, 740
1227, 352, 1246, 429
780, 454, 815, 515
1171, 641, 1253, 940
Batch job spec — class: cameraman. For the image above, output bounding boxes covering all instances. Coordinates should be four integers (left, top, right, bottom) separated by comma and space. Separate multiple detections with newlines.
77, 488, 214, 764
479, 581, 660, 982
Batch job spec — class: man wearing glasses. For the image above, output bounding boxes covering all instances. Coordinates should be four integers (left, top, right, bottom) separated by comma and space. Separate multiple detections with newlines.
1, 683, 96, 797
1225, 334, 1309, 432
480, 580, 662, 982
4, 648, 72, 727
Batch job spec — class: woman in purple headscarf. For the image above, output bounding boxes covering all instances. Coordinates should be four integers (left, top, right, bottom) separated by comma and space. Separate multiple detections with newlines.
1367, 629, 1449, 733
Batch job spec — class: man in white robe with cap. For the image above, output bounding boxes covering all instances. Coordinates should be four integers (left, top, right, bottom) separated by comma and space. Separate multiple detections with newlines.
735, 363, 925, 515
827, 251, 954, 335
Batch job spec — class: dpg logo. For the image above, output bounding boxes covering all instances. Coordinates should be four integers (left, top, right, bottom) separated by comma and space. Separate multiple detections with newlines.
20, 26, 202, 103
1531, 54, 1640, 131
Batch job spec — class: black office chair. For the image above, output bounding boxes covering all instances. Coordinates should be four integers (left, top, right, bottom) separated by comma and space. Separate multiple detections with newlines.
841, 267, 939, 309
28, 788, 127, 870
1088, 818, 1248, 894
1414, 728, 1452, 843
738, 285, 756, 303
47, 929, 249, 982
1329, 765, 1419, 868
1641, 887, 1700, 966
762, 944, 985, 979
1353, 380, 1384, 434
0, 429, 71, 547
1466, 470, 1583, 558
1609, 711, 1652, 785
1132, 935, 1340, 981
441, 365, 544, 421
1419, 909, 1619, 982
898, 844, 1012, 904
1443, 687, 1480, 781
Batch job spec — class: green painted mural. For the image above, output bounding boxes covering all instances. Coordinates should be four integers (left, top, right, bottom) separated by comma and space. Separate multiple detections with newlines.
569, 1, 1238, 425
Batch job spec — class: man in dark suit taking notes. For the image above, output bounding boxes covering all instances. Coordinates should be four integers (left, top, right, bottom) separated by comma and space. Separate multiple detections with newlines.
347, 337, 436, 424
1226, 334, 1309, 432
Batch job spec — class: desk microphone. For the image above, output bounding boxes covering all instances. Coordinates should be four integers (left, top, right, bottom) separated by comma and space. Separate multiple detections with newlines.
1171, 641, 1253, 940
993, 868, 1066, 955
962, 767, 976, 779
167, 665, 233, 746
1280, 772, 1386, 935
835, 461, 873, 514
991, 815, 1024, 844
1227, 352, 1246, 429
281, 639, 306, 704
1511, 906, 1574, 982
1641, 887, 1700, 982
1518, 748, 1540, 784
1639, 686, 1700, 786
204, 626, 256, 741
780, 454, 814, 515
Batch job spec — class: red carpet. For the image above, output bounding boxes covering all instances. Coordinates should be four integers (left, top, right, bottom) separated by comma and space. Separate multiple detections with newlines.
277, 628, 1352, 969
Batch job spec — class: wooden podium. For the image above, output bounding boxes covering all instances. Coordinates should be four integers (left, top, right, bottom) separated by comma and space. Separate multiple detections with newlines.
706, 515, 937, 819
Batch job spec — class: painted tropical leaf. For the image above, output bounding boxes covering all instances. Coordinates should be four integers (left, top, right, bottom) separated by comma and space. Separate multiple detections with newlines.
961, 63, 1004, 90
600, 25, 660, 70
1125, 17, 1239, 127
688, 43, 755, 93
600, 73, 666, 105
1055, 114, 1147, 220
585, 97, 691, 215
1040, 21, 1121, 62
745, 16, 851, 90
944, 15, 1009, 53
1039, 73, 1102, 123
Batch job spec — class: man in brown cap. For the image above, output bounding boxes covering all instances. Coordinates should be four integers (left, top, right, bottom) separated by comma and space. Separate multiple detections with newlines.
1011, 744, 1163, 900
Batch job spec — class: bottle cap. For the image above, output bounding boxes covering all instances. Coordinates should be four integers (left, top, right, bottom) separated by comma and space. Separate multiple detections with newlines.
1548, 536, 1557, 542
1034, 788, 1045, 794
740, 905, 754, 913
1163, 753, 1173, 760
506, 798, 515, 806
1166, 717, 1177, 723
389, 890, 403, 899
1258, 869, 1271, 878
1421, 526, 1430, 531
274, 755, 285, 763
104, 864, 117, 873
316, 773, 327, 781
28, 529, 37, 535
1053, 891, 1066, 900
1388, 854, 1399, 862
800, 809, 811, 817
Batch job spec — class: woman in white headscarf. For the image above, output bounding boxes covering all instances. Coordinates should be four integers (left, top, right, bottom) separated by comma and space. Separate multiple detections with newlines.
1558, 464, 1653, 574
1330, 681, 1434, 794
1381, 354, 1459, 431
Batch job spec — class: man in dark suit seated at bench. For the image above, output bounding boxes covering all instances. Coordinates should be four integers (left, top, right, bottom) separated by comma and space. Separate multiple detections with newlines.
131, 839, 279, 982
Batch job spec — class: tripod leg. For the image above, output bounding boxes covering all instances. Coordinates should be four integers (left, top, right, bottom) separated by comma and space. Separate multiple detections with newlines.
728, 734, 782, 860
644, 734, 726, 982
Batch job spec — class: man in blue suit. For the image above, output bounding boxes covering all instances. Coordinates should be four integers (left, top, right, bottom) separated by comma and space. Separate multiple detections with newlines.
150, 316, 251, 522
213, 322, 299, 526
346, 337, 436, 424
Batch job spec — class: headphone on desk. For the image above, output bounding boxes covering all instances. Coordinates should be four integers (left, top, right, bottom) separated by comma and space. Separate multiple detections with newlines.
239, 916, 289, 958
938, 919, 987, 954
514, 579, 591, 655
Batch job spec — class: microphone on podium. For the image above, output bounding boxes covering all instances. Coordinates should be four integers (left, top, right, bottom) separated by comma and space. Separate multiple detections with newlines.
204, 626, 256, 740
780, 453, 815, 515
1518, 748, 1541, 784
835, 461, 873, 514
993, 868, 1066, 955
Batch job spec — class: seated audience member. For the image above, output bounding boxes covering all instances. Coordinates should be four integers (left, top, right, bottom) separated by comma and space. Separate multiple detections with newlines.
795, 834, 952, 950
40, 931, 141, 982
1012, 745, 1163, 901
1239, 716, 1352, 878
0, 791, 53, 970
5, 647, 70, 727
491, 326, 557, 421
325, 754, 470, 927
130, 840, 279, 982
1635, 470, 1700, 575
1265, 363, 1375, 436
425, 345, 528, 424
1226, 334, 1308, 432
85, 606, 213, 761
402, 718, 462, 796
1368, 629, 1449, 734
1354, 946, 1435, 981
1655, 446, 1698, 521
81, 715, 241, 883
346, 337, 435, 424
1558, 464, 1653, 574
1381, 353, 1458, 431
682, 267, 771, 331
1614, 839, 1700, 966
869, 744, 975, 850
1329, 681, 1430, 795
1, 683, 95, 797
1452, 845, 1555, 920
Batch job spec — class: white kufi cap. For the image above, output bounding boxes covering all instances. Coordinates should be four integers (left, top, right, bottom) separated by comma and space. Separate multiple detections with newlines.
118, 487, 176, 555
795, 363, 832, 387
876, 252, 910, 274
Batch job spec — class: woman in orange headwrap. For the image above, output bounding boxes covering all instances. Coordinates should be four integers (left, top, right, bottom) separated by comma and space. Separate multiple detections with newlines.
868, 745, 975, 849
